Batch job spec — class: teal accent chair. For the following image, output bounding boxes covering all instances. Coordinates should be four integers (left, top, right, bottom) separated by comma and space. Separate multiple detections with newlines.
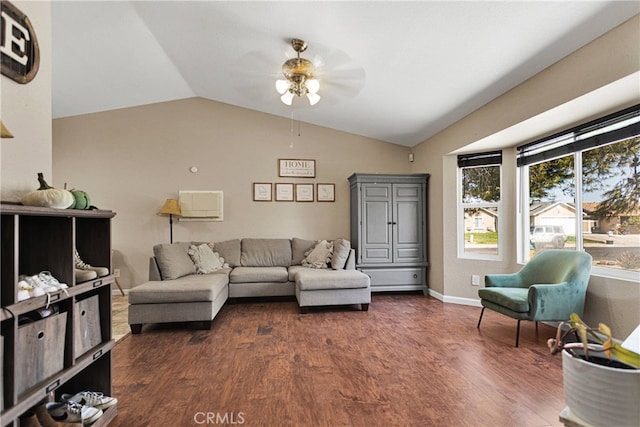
477, 250, 592, 347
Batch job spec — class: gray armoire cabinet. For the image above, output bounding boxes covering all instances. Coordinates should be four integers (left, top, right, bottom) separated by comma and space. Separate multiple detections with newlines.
348, 173, 429, 293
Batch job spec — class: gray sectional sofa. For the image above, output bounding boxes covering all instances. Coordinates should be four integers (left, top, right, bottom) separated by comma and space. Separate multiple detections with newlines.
128, 238, 371, 334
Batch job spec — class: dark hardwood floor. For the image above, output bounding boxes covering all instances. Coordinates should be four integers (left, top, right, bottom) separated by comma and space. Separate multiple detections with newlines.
110, 293, 565, 427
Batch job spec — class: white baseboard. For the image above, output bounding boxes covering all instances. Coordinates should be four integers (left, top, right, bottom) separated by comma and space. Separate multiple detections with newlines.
109, 285, 479, 303
428, 288, 481, 307
427, 288, 444, 301
443, 295, 482, 307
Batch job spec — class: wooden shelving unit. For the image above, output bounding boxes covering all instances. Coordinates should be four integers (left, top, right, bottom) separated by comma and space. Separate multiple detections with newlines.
1, 204, 117, 426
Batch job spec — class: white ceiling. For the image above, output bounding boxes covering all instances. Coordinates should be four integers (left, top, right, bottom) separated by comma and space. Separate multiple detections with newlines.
51, 1, 640, 147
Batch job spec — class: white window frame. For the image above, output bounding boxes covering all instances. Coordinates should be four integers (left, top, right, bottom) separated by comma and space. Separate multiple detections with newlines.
517, 105, 640, 282
457, 164, 503, 261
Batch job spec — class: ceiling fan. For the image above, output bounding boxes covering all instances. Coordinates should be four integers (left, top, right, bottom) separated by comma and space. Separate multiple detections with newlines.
275, 39, 321, 106
232, 38, 366, 108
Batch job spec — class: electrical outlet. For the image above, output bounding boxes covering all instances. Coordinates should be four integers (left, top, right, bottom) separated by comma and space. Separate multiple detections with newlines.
471, 275, 480, 286
114, 268, 121, 278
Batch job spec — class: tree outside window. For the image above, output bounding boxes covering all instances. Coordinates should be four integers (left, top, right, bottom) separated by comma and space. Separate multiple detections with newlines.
460, 165, 501, 257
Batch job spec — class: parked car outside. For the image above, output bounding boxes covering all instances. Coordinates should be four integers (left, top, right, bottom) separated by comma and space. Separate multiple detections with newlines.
530, 225, 568, 248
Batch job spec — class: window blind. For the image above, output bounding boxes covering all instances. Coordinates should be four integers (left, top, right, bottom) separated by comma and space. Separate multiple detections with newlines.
457, 150, 502, 168
517, 104, 640, 167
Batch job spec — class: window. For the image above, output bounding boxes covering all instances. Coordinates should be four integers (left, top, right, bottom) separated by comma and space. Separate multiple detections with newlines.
518, 104, 640, 278
458, 151, 502, 259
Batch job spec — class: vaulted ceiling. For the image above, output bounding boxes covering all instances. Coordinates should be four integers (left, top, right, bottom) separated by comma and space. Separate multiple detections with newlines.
51, 1, 639, 147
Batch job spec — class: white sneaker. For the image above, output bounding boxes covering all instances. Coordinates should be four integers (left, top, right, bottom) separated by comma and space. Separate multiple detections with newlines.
62, 391, 118, 411
17, 281, 31, 301
17, 289, 30, 301
37, 271, 69, 291
24, 274, 58, 293
75, 250, 110, 277
17, 279, 45, 300
46, 401, 103, 425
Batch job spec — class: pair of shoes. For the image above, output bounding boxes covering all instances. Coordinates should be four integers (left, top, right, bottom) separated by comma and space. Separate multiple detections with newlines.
45, 401, 102, 425
62, 391, 118, 411
35, 403, 82, 427
17, 272, 69, 303
45, 391, 117, 425
74, 250, 109, 280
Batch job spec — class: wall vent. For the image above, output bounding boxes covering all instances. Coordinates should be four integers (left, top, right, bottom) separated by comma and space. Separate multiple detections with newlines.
178, 190, 223, 221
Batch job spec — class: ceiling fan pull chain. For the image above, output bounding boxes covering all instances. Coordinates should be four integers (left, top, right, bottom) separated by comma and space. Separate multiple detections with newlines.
290, 110, 295, 134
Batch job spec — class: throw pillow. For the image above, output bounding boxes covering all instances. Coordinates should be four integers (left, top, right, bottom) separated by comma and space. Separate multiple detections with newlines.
302, 240, 334, 269
331, 238, 351, 270
153, 242, 196, 280
188, 243, 227, 274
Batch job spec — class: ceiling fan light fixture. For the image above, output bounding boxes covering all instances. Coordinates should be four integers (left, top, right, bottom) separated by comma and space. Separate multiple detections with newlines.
280, 91, 295, 106
307, 92, 321, 106
275, 79, 290, 94
306, 78, 320, 94
276, 38, 320, 106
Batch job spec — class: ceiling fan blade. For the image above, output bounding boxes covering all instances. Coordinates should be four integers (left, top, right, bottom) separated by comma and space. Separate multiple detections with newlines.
234, 50, 282, 77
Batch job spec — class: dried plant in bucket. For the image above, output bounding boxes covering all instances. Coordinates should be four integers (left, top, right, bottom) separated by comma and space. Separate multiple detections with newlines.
547, 313, 640, 369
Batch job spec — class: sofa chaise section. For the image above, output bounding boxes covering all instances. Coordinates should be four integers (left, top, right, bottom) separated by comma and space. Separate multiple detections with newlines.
128, 273, 229, 334
295, 268, 370, 313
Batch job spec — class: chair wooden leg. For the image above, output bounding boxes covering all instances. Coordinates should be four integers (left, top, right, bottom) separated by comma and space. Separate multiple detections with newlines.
477, 307, 485, 329
515, 319, 521, 347
115, 278, 125, 296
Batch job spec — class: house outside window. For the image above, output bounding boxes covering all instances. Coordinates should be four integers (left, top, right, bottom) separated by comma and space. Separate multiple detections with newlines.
458, 151, 502, 259
518, 105, 640, 279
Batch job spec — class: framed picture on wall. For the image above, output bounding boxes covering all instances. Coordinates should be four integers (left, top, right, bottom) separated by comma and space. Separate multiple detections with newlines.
295, 184, 314, 202
253, 183, 272, 201
275, 183, 294, 201
317, 183, 335, 202
278, 159, 316, 178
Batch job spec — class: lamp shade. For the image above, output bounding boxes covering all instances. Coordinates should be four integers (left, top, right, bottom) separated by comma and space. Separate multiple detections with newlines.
1, 121, 14, 138
158, 198, 181, 216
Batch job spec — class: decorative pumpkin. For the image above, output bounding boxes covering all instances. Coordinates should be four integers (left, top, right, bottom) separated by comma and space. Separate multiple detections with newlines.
21, 173, 74, 209
70, 189, 91, 210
